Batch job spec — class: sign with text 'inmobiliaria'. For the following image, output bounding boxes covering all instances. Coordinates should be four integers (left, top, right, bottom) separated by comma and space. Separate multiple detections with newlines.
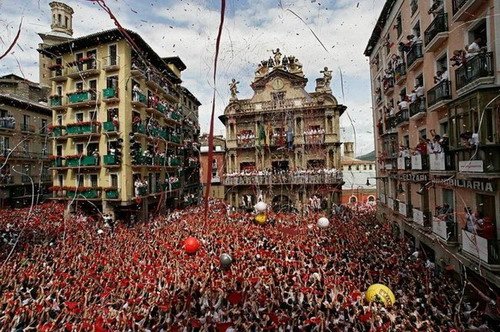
433, 178, 496, 193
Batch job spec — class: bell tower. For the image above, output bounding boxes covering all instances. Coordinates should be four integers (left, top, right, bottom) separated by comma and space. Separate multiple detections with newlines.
38, 2, 74, 87
49, 1, 74, 36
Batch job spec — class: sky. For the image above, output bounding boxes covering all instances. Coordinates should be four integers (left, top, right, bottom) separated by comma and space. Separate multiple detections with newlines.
0, 0, 385, 156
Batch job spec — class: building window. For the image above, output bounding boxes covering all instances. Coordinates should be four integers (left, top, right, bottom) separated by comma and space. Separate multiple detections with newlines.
56, 145, 63, 156
58, 174, 64, 187
56, 115, 63, 126
75, 112, 84, 122
0, 136, 9, 155
396, 14, 402, 37
368, 196, 375, 202
89, 111, 97, 121
419, 128, 427, 140
350, 196, 357, 203
76, 143, 84, 155
356, 165, 360, 170
109, 45, 117, 65
110, 174, 118, 187
369, 164, 373, 170
77, 174, 84, 186
75, 81, 83, 91
90, 174, 98, 187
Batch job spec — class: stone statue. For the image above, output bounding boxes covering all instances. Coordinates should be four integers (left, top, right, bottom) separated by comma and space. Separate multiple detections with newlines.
272, 48, 282, 67
288, 56, 304, 76
321, 66, 332, 87
282, 55, 289, 70
268, 56, 274, 68
229, 78, 239, 100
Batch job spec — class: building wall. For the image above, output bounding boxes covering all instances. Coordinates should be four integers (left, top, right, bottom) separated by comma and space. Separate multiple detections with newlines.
366, 0, 500, 287
0, 98, 52, 207
223, 60, 345, 212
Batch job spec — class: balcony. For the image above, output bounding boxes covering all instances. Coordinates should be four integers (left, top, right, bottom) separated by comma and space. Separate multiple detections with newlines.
398, 202, 412, 218
411, 154, 428, 171
132, 123, 147, 135
394, 62, 406, 85
104, 188, 120, 199
222, 172, 343, 186
65, 155, 99, 167
427, 80, 451, 110
304, 133, 325, 145
461, 230, 500, 264
383, 78, 394, 95
20, 123, 35, 133
429, 151, 455, 172
409, 98, 427, 119
453, 0, 485, 21
49, 125, 65, 137
384, 116, 397, 134
49, 66, 67, 82
394, 109, 409, 127
67, 91, 98, 108
131, 91, 147, 107
424, 13, 448, 52
103, 121, 118, 132
67, 188, 101, 199
66, 59, 100, 79
65, 123, 101, 137
21, 175, 32, 183
0, 118, 16, 130
103, 154, 120, 166
102, 88, 119, 103
413, 208, 431, 227
40, 174, 52, 182
102, 55, 120, 71
49, 96, 64, 109
456, 146, 500, 174
406, 43, 423, 71
50, 157, 65, 167
433, 216, 458, 242
397, 156, 411, 170
455, 52, 494, 93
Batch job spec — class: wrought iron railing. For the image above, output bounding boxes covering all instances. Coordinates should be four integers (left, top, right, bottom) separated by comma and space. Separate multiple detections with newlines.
427, 80, 451, 107
406, 43, 423, 68
424, 12, 448, 46
455, 52, 494, 90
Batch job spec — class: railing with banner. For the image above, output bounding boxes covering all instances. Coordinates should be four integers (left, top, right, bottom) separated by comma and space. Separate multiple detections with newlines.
461, 229, 500, 264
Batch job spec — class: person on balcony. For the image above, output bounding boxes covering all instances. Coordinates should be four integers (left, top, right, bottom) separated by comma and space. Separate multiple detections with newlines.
466, 37, 483, 58
132, 84, 143, 101
478, 217, 495, 239
398, 97, 409, 111
414, 137, 429, 155
428, 0, 444, 15
414, 84, 425, 100
112, 114, 119, 130
450, 50, 466, 67
433, 70, 448, 84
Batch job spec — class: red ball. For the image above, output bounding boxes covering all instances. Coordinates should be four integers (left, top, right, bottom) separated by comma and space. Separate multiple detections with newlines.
184, 237, 200, 254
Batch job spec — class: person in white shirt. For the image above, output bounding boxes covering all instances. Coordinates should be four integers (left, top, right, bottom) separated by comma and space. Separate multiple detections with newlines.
467, 37, 482, 56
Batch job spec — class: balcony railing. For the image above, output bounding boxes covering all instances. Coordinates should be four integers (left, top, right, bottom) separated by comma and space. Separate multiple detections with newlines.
385, 115, 396, 133
394, 109, 409, 126
433, 216, 458, 242
66, 155, 99, 167
0, 118, 16, 130
398, 202, 412, 218
455, 52, 494, 90
427, 80, 451, 108
50, 96, 63, 107
104, 155, 120, 165
236, 138, 255, 148
409, 98, 427, 118
429, 151, 455, 171
413, 208, 431, 227
223, 172, 343, 186
456, 146, 500, 173
21, 175, 32, 183
411, 154, 429, 170
67, 91, 97, 104
394, 62, 406, 83
397, 156, 411, 170
406, 42, 423, 68
102, 88, 118, 99
461, 230, 500, 264
65, 123, 100, 135
424, 12, 448, 47
20, 123, 35, 133
67, 188, 101, 199
103, 121, 118, 132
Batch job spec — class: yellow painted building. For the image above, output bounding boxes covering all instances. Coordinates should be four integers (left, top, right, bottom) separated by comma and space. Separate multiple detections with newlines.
221, 51, 345, 212
365, 0, 500, 287
38, 16, 199, 221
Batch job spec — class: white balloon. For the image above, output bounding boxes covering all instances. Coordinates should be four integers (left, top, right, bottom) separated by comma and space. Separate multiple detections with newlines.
317, 217, 330, 229
255, 201, 267, 212
97, 229, 104, 234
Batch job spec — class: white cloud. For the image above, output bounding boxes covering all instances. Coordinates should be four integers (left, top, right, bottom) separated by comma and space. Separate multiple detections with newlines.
0, 0, 385, 156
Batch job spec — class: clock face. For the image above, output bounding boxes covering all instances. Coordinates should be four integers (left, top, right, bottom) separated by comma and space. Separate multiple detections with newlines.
272, 78, 284, 90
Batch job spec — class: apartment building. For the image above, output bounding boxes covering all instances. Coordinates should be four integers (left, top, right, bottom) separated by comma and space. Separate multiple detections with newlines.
341, 143, 377, 204
0, 75, 52, 208
365, 0, 500, 287
37, 3, 200, 221
221, 51, 345, 212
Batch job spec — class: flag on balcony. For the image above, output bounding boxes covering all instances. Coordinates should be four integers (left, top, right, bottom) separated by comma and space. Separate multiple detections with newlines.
258, 123, 265, 147
287, 119, 294, 150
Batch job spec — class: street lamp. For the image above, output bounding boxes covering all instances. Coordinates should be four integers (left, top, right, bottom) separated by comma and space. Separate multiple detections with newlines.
365, 176, 387, 186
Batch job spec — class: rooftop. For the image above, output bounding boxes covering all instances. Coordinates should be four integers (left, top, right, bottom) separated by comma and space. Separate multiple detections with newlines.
0, 93, 51, 116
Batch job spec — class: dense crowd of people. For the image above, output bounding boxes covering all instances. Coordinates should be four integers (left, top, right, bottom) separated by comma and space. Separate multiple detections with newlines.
224, 168, 341, 185
0, 202, 498, 331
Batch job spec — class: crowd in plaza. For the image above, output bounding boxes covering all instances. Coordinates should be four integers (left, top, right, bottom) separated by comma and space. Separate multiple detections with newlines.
0, 201, 498, 331
224, 168, 341, 185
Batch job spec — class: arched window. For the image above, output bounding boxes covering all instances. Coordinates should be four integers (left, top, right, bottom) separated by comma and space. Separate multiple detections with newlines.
58, 14, 62, 26
368, 196, 375, 202
349, 196, 357, 203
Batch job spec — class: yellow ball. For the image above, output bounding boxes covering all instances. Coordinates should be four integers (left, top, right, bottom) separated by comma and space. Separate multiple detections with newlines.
365, 284, 396, 307
255, 213, 267, 225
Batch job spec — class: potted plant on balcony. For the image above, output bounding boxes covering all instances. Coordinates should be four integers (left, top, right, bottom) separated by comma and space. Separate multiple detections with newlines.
48, 186, 63, 197
47, 124, 65, 136
48, 155, 65, 167
103, 186, 119, 199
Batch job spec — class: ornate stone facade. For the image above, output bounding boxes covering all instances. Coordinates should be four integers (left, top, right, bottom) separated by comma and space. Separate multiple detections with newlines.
221, 52, 346, 212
